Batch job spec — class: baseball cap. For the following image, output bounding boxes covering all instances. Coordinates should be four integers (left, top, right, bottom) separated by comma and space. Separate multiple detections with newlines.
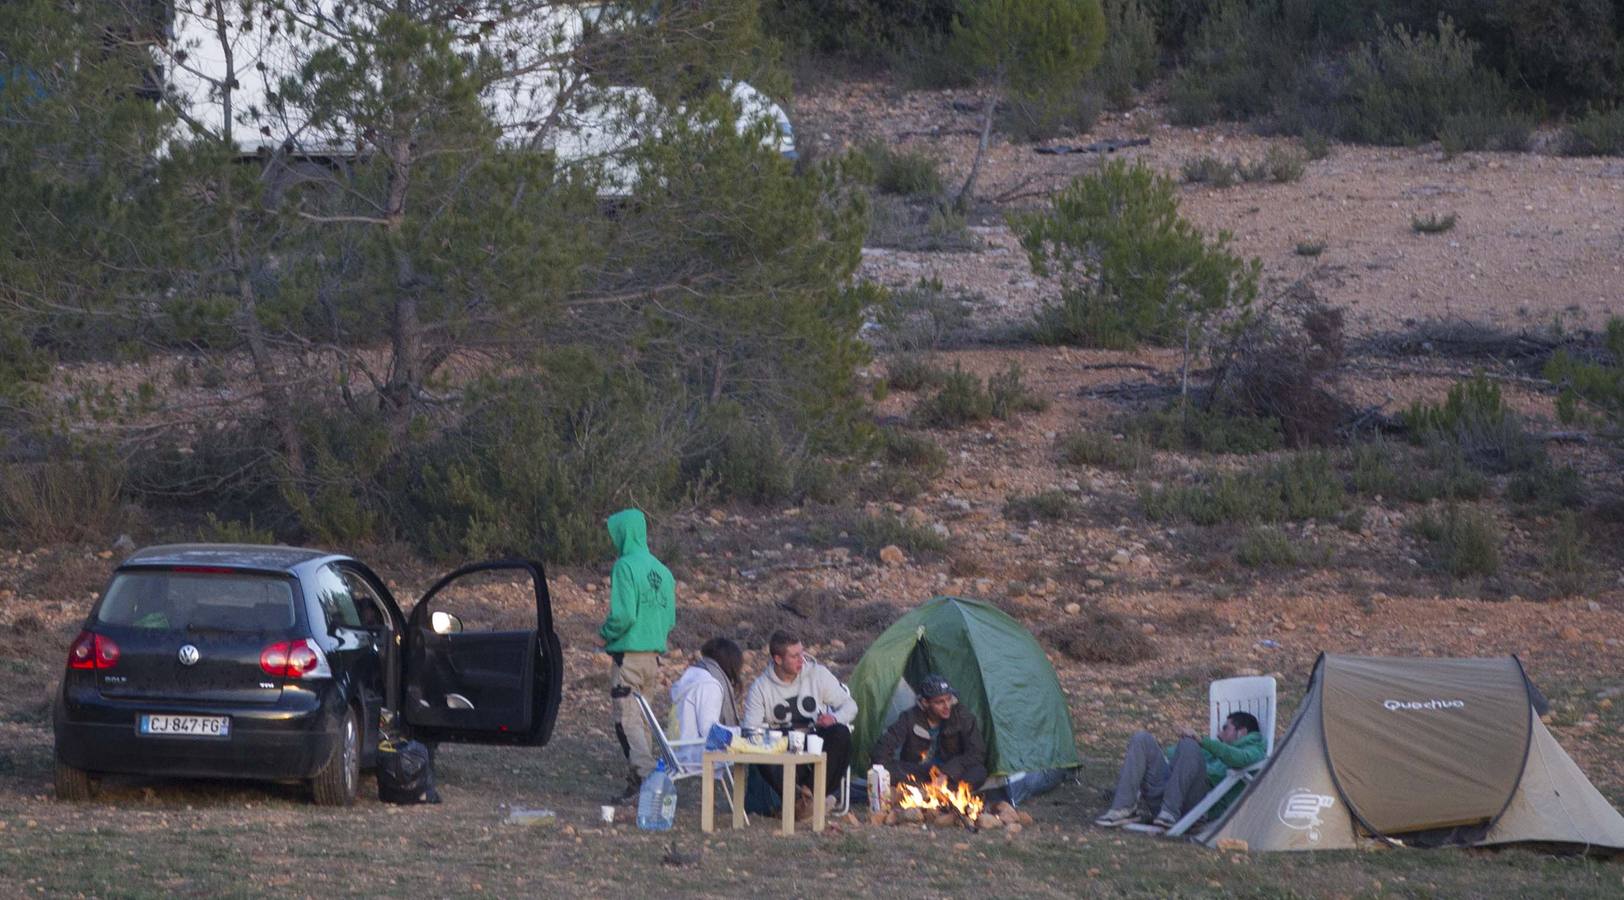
917, 673, 956, 699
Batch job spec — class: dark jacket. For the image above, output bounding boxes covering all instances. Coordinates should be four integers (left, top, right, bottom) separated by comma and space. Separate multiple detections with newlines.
872, 704, 988, 787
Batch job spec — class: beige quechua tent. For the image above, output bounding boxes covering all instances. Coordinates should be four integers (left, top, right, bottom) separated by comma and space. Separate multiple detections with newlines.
1197, 654, 1624, 852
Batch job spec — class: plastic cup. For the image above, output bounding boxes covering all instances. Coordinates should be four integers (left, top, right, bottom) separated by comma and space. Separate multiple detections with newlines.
787, 730, 805, 753
599, 805, 616, 824
804, 733, 824, 755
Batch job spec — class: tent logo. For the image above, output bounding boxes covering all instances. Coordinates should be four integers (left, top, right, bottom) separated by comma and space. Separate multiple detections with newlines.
1382, 698, 1466, 711
1278, 790, 1336, 841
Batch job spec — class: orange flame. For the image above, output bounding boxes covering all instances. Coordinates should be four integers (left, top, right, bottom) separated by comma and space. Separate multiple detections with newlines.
894, 766, 984, 822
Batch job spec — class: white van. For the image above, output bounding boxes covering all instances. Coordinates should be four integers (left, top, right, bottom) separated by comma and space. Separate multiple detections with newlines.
156, 2, 795, 192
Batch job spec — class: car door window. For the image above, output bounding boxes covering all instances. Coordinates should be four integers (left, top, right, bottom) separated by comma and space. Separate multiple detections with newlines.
338, 568, 387, 631
311, 564, 362, 633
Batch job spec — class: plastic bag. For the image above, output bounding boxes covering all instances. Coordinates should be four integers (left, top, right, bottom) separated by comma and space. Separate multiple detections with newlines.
377, 739, 442, 804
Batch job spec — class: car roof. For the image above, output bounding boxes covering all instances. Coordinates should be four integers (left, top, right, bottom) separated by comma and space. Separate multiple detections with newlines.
120, 543, 347, 574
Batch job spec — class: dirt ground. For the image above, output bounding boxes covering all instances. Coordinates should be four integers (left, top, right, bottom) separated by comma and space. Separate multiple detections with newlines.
3, 79, 1624, 897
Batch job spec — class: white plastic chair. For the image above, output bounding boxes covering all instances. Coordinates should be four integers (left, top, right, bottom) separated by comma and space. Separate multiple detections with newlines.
633, 692, 745, 822
1164, 675, 1276, 837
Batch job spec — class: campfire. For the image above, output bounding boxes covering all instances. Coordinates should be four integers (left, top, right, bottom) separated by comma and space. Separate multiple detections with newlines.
867, 766, 1037, 833
895, 766, 985, 824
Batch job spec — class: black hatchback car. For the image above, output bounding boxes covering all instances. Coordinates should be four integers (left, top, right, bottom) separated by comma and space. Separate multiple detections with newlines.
53, 544, 563, 805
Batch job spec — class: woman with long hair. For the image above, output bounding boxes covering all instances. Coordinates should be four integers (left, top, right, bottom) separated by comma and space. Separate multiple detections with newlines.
669, 636, 744, 772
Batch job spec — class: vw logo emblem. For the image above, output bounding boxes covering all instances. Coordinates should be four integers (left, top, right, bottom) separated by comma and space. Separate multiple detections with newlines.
177, 644, 201, 666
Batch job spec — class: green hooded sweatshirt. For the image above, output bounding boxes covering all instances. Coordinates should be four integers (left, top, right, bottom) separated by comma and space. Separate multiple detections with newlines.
1164, 730, 1267, 818
598, 509, 676, 654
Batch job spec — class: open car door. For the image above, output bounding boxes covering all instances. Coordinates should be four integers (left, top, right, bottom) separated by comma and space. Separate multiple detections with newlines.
402, 560, 563, 746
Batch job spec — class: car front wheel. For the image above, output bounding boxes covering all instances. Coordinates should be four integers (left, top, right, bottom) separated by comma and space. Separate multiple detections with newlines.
54, 757, 98, 802
311, 706, 361, 807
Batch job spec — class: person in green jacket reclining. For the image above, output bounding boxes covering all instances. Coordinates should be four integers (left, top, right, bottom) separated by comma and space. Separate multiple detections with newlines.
1095, 711, 1266, 831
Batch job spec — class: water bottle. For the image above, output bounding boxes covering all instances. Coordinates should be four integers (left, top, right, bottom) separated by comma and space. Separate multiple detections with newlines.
637, 759, 677, 831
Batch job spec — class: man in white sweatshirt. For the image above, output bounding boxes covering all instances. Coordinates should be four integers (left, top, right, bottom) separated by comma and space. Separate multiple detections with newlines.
742, 630, 857, 805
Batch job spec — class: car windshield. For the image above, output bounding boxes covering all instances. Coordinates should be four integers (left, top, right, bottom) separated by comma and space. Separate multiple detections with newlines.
96, 570, 297, 632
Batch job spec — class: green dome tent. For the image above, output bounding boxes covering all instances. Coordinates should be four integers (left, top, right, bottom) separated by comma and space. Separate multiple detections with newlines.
849, 596, 1080, 777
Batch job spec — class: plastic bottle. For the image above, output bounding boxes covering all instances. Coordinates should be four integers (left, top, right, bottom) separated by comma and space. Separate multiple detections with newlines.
637, 759, 677, 831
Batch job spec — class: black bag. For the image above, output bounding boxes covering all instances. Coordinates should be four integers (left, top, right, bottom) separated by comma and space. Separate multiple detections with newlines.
377, 739, 441, 804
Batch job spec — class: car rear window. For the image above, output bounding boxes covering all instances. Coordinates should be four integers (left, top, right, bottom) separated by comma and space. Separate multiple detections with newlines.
96, 570, 297, 632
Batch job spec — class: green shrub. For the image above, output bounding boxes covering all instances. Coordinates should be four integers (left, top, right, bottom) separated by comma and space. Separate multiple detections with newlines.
1301, 131, 1331, 160
1182, 155, 1239, 188
1542, 511, 1593, 597
1348, 439, 1489, 504
1410, 212, 1458, 234
0, 452, 125, 545
887, 354, 950, 392
1339, 20, 1522, 147
1411, 504, 1501, 578
824, 511, 949, 558
1058, 430, 1151, 471
1143, 452, 1344, 525
1003, 490, 1077, 522
1043, 609, 1157, 664
873, 277, 975, 354
1563, 105, 1624, 156
1256, 145, 1307, 183
1166, 0, 1285, 126
1507, 463, 1586, 513
998, 83, 1103, 143
857, 140, 945, 197
1121, 404, 1283, 455
1404, 374, 1542, 474
1235, 526, 1302, 568
1545, 318, 1624, 424
196, 513, 277, 545
1438, 110, 1532, 156
881, 427, 948, 475
913, 365, 994, 428
1016, 161, 1261, 350
987, 363, 1048, 418
1095, 0, 1159, 109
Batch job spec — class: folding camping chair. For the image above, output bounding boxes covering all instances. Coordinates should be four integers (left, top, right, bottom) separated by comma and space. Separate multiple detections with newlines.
632, 692, 745, 823
1164, 675, 1276, 837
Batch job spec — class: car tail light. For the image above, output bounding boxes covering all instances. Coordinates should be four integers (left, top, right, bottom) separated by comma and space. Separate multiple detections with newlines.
68, 631, 120, 670
260, 638, 332, 680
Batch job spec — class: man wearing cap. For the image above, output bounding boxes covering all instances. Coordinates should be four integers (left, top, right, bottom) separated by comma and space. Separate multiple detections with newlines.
871, 674, 988, 788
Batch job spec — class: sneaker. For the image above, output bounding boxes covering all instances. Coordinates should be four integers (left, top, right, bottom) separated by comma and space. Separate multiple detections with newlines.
609, 774, 642, 806
1094, 807, 1138, 828
1150, 809, 1179, 830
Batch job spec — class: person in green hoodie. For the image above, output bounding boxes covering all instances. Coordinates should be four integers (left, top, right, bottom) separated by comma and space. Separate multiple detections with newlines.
1094, 711, 1266, 831
599, 508, 676, 804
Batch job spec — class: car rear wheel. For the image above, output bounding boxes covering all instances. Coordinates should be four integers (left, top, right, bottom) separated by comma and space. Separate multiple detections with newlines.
54, 758, 98, 802
311, 706, 360, 806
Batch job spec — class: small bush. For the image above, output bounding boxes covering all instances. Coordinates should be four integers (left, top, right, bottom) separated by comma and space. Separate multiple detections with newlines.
1412, 504, 1501, 579
1300, 131, 1331, 160
1411, 212, 1458, 234
1235, 526, 1302, 568
1256, 146, 1306, 183
1003, 490, 1076, 522
1507, 463, 1586, 513
887, 354, 950, 392
1545, 318, 1624, 425
1094, 0, 1159, 109
987, 363, 1048, 418
1182, 155, 1239, 188
1058, 430, 1151, 471
880, 427, 947, 475
1016, 161, 1261, 350
874, 277, 975, 354
856, 140, 945, 197
849, 512, 949, 558
1563, 106, 1624, 157
0, 453, 125, 545
998, 83, 1103, 143
1348, 439, 1489, 504
1542, 511, 1593, 597
1044, 609, 1157, 664
1295, 240, 1326, 257
1143, 452, 1345, 525
196, 513, 276, 545
1404, 374, 1541, 474
1340, 20, 1521, 148
1121, 404, 1283, 455
1212, 298, 1348, 447
1438, 110, 1532, 156
867, 195, 981, 252
913, 365, 994, 428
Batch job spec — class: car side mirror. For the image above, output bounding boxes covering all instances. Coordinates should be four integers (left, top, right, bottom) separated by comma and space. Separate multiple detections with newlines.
430, 610, 462, 635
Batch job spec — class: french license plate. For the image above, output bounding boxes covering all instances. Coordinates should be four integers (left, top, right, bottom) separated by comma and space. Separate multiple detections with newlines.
139, 714, 231, 738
